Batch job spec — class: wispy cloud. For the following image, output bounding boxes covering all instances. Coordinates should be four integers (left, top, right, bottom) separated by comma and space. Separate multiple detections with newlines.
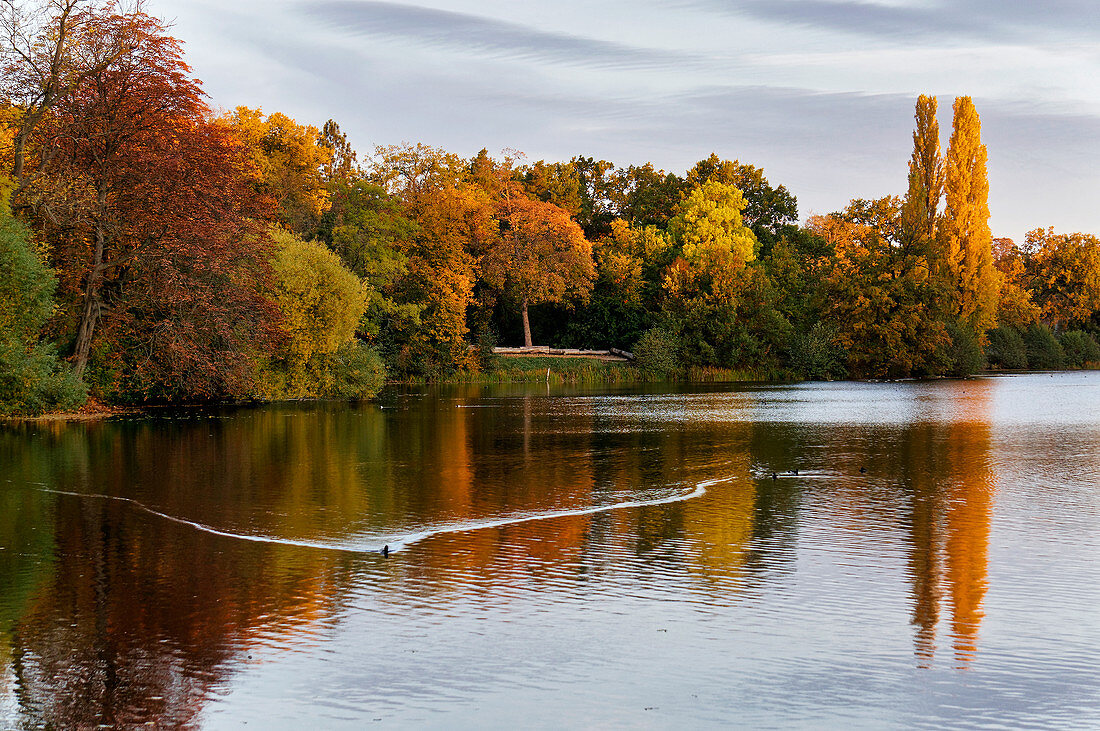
681, 0, 1099, 43
300, 1, 700, 71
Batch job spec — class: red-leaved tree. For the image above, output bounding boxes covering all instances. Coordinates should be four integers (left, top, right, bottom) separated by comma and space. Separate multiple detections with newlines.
23, 6, 280, 399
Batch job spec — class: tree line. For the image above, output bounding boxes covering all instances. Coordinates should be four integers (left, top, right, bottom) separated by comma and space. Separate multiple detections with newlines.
2, 1, 1098, 414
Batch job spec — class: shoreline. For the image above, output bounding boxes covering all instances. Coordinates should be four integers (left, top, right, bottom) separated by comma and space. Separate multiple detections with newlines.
4, 367, 1095, 422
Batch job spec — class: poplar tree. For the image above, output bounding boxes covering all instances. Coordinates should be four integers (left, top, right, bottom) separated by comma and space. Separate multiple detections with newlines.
940, 96, 1000, 337
900, 95, 943, 255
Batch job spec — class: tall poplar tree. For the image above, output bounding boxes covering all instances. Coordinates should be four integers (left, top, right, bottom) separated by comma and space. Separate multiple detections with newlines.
900, 95, 943, 255
940, 96, 999, 337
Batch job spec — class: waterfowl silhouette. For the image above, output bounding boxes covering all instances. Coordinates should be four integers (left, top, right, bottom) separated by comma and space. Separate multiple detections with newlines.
771, 472, 777, 481
859, 466, 866, 474
381, 544, 390, 557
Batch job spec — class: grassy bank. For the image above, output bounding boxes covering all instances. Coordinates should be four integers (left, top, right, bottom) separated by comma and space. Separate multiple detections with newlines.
400, 356, 786, 385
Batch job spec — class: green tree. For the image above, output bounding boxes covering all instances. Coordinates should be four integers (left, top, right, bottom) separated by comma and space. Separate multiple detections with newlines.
0, 178, 83, 414
520, 159, 583, 219
318, 119, 359, 184
608, 163, 686, 229
318, 179, 421, 340
1023, 322, 1064, 369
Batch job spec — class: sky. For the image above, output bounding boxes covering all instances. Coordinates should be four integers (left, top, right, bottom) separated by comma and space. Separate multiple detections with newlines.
148, 0, 1100, 242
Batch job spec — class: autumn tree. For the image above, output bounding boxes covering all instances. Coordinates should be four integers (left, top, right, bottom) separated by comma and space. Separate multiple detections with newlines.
18, 7, 282, 399
991, 237, 1039, 328
685, 154, 798, 249
1023, 228, 1100, 329
1, 0, 131, 206
939, 96, 1000, 338
219, 107, 332, 235
657, 180, 790, 370
668, 179, 758, 269
900, 94, 943, 256
372, 143, 490, 374
810, 205, 951, 378
483, 193, 595, 347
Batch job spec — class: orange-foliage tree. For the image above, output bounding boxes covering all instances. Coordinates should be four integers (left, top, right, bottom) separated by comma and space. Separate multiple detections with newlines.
218, 107, 331, 236
372, 144, 491, 374
483, 193, 595, 347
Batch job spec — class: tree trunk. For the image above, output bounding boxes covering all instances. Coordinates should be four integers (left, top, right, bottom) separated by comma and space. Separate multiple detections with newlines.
522, 298, 532, 347
72, 272, 102, 381
73, 213, 107, 381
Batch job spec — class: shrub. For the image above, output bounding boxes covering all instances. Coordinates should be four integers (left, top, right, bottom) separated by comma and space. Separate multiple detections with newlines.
259, 228, 377, 399
0, 179, 86, 415
985, 326, 1028, 370
633, 326, 681, 377
945, 323, 985, 377
1023, 323, 1065, 369
328, 342, 386, 399
787, 322, 846, 380
1058, 330, 1100, 368
0, 341, 86, 416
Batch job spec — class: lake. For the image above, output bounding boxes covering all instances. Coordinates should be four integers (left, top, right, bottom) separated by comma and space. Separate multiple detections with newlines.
2, 372, 1099, 728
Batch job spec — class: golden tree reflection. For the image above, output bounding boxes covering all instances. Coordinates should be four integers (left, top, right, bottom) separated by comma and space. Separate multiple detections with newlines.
903, 380, 997, 669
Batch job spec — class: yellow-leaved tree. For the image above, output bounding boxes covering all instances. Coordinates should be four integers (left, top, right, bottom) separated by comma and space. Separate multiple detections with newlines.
218, 107, 332, 234
900, 94, 943, 256
668, 180, 757, 273
939, 96, 1000, 338
1024, 228, 1100, 328
262, 228, 382, 399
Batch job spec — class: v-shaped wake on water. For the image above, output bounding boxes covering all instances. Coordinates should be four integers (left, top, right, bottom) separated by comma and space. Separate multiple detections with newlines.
31, 475, 736, 555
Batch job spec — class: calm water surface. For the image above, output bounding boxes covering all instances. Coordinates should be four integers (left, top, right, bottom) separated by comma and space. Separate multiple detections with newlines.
1, 373, 1099, 728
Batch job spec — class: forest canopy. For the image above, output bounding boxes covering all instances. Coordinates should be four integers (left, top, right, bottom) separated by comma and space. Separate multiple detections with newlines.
2, 1, 1098, 414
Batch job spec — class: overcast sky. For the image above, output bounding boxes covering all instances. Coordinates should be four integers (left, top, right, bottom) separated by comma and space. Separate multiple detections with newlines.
148, 0, 1100, 242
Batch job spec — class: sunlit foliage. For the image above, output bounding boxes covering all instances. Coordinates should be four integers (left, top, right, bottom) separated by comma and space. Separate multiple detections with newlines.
260, 228, 382, 399
940, 96, 1000, 339
0, 3, 1096, 418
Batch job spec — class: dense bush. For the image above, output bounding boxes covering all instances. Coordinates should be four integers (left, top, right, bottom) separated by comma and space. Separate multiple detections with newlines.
328, 342, 386, 398
985, 326, 1028, 369
787, 322, 846, 380
633, 326, 681, 376
1023, 323, 1065, 369
258, 229, 383, 399
0, 182, 86, 415
1058, 329, 1100, 368
945, 323, 985, 377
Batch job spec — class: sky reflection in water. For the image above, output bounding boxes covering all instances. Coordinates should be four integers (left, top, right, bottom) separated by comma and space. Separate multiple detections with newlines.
1, 373, 1099, 728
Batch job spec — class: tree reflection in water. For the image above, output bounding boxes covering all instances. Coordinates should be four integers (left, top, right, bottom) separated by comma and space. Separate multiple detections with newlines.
0, 380, 1011, 726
